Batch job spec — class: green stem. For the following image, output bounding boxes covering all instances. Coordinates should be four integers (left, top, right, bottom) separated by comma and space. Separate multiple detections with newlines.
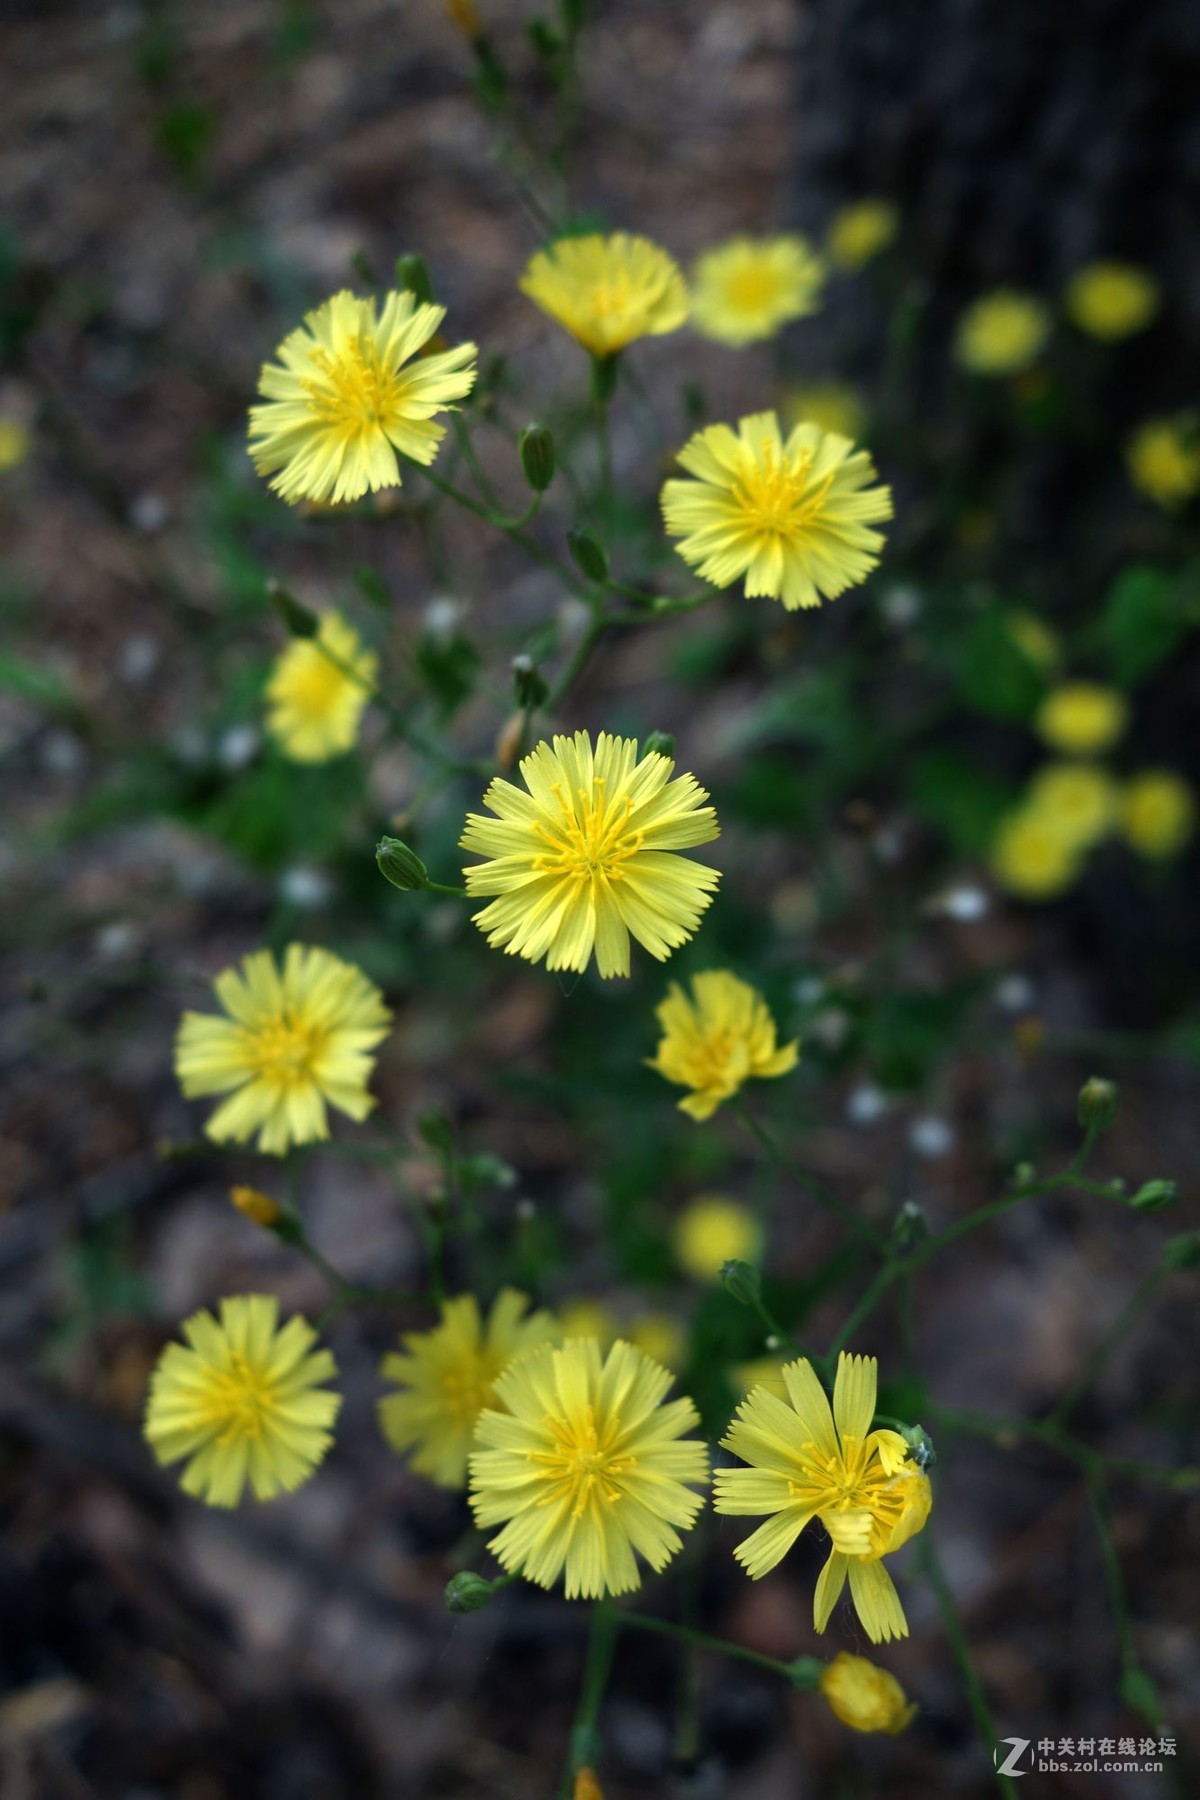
926, 1403, 1200, 1491
415, 462, 586, 595
619, 1611, 798, 1681
1048, 1266, 1164, 1428
1086, 1472, 1163, 1729
736, 1103, 890, 1256
425, 879, 470, 898
919, 1537, 1018, 1800
563, 1599, 619, 1795
310, 635, 483, 774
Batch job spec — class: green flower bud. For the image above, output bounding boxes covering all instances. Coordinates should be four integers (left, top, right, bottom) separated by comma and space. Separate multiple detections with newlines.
445, 1571, 500, 1614
788, 1655, 824, 1691
642, 731, 675, 760
721, 1259, 762, 1307
267, 580, 318, 639
1077, 1076, 1119, 1131
899, 1422, 937, 1469
1161, 1229, 1200, 1270
567, 527, 609, 583
511, 654, 549, 709
518, 422, 556, 492
1131, 1179, 1178, 1213
891, 1200, 928, 1251
376, 836, 430, 892
394, 253, 434, 305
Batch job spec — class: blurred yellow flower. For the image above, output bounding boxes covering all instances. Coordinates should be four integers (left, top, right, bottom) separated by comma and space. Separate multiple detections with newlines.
1126, 415, 1200, 510
519, 233, 688, 358
1004, 609, 1060, 673
990, 809, 1082, 900
689, 235, 826, 347
470, 1337, 709, 1598
782, 381, 866, 444
734, 1354, 789, 1399
1120, 770, 1196, 860
248, 289, 476, 506
627, 1312, 687, 1371
673, 1195, 762, 1281
175, 944, 391, 1155
1065, 261, 1159, 341
144, 1295, 340, 1507
819, 1653, 916, 1734
955, 291, 1050, 376
1026, 762, 1119, 850
1036, 682, 1128, 756
559, 1298, 617, 1346
714, 1353, 930, 1643
378, 1290, 556, 1489
649, 969, 798, 1121
461, 731, 720, 978
265, 609, 377, 763
0, 418, 31, 472
661, 411, 892, 611
574, 1773, 604, 1800
826, 199, 899, 271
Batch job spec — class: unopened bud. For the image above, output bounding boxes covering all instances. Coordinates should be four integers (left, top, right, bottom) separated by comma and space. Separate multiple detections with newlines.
1012, 1162, 1036, 1188
518, 422, 556, 492
494, 710, 526, 770
891, 1200, 928, 1251
567, 527, 608, 583
1077, 1076, 1119, 1131
1161, 1230, 1200, 1269
267, 580, 319, 639
788, 1655, 824, 1691
1130, 1179, 1177, 1213
376, 836, 430, 892
511, 654, 549, 709
230, 1186, 281, 1228
721, 1260, 762, 1307
394, 253, 434, 305
642, 730, 675, 760
445, 1570, 500, 1614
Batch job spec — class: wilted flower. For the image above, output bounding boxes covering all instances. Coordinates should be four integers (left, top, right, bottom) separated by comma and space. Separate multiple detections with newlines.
826, 199, 899, 271
519, 233, 688, 357
144, 1295, 340, 1506
470, 1338, 709, 1599
672, 1195, 762, 1281
955, 291, 1050, 376
661, 411, 892, 611
248, 289, 476, 505
689, 235, 826, 346
1126, 415, 1200, 510
175, 945, 391, 1155
819, 1653, 916, 1734
265, 609, 377, 763
1036, 683, 1128, 757
461, 731, 720, 978
1120, 770, 1196, 860
649, 969, 798, 1120
378, 1290, 556, 1489
1065, 262, 1159, 341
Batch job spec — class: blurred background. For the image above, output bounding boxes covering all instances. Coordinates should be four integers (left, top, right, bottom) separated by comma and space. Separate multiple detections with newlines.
1, 2, 1197, 1796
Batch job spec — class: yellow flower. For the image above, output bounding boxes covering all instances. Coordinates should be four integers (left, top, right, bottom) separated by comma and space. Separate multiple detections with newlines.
1004, 609, 1060, 673
714, 1353, 931, 1644
461, 730, 720, 978
519, 233, 688, 358
689, 235, 826, 347
175, 945, 392, 1156
1120, 770, 1196, 860
265, 609, 377, 763
648, 969, 798, 1121
627, 1312, 687, 1371
1026, 762, 1119, 850
248, 289, 477, 506
559, 1298, 618, 1346
1036, 682, 1128, 756
574, 1772, 604, 1800
673, 1195, 762, 1282
229, 1185, 282, 1228
734, 1354, 789, 1399
661, 411, 892, 611
378, 1290, 556, 1489
819, 1653, 916, 1734
990, 809, 1082, 900
470, 1337, 709, 1599
826, 199, 899, 271
144, 1294, 341, 1507
955, 291, 1050, 376
0, 417, 31, 472
782, 381, 866, 444
1065, 262, 1159, 341
1126, 416, 1200, 510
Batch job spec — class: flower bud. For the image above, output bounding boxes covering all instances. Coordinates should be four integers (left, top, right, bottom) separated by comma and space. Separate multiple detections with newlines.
512, 653, 549, 709
787, 1655, 824, 1691
642, 730, 675, 760
721, 1259, 762, 1307
1161, 1230, 1200, 1270
518, 422, 556, 492
267, 580, 318, 639
394, 253, 434, 304
1077, 1076, 1119, 1131
376, 836, 430, 892
567, 527, 609, 583
494, 710, 525, 770
819, 1653, 916, 1735
444, 1570, 501, 1614
229, 1185, 281, 1228
1131, 1178, 1178, 1213
890, 1200, 928, 1251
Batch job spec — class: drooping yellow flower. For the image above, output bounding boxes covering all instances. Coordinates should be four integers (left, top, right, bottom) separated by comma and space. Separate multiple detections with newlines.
714, 1353, 931, 1643
648, 969, 798, 1121
826, 199, 899, 271
519, 233, 688, 358
782, 381, 866, 444
1004, 609, 1060, 673
673, 1195, 762, 1282
1026, 762, 1119, 850
1065, 262, 1159, 342
1036, 682, 1128, 756
990, 809, 1082, 900
954, 291, 1050, 377
819, 1653, 917, 1734
378, 1290, 556, 1489
661, 411, 892, 611
1126, 416, 1200, 510
144, 1295, 341, 1507
175, 945, 392, 1156
461, 731, 720, 978
265, 609, 377, 763
248, 289, 477, 506
689, 235, 826, 347
470, 1337, 709, 1599
1120, 770, 1196, 860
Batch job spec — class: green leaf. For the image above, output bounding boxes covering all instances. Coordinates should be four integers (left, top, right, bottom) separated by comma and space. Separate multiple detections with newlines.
1103, 565, 1186, 686
907, 749, 1016, 854
954, 610, 1043, 718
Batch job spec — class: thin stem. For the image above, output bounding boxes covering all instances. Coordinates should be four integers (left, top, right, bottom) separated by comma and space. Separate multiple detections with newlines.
563, 1599, 619, 1795
310, 635, 483, 774
451, 413, 502, 510
415, 461, 586, 595
919, 1537, 1018, 1800
1086, 1472, 1163, 1729
1048, 1266, 1164, 1428
546, 599, 611, 713
736, 1102, 891, 1256
827, 1264, 899, 1359
926, 1403, 1200, 1491
619, 1611, 798, 1682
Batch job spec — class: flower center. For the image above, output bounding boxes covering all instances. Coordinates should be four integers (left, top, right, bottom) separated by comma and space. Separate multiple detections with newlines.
528, 1404, 635, 1518
531, 779, 645, 884
726, 266, 780, 314
247, 1011, 326, 1087
437, 1358, 497, 1428
684, 1024, 749, 1092
203, 1352, 276, 1443
302, 334, 404, 436
733, 444, 835, 539
285, 651, 347, 718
